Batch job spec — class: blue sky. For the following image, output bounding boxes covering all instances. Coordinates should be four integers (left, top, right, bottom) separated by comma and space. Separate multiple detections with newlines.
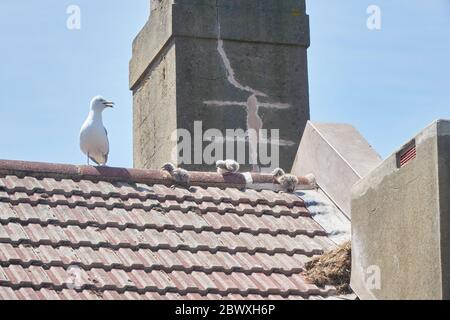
0, 1, 449, 168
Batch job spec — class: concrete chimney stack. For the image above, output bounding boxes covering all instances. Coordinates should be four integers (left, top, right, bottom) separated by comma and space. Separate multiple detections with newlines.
130, 0, 310, 171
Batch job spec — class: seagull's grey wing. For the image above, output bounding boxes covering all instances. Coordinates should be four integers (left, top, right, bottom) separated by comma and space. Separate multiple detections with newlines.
103, 126, 109, 164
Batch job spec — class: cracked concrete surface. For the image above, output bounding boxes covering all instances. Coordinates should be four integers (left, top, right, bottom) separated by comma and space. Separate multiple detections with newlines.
131, 0, 311, 171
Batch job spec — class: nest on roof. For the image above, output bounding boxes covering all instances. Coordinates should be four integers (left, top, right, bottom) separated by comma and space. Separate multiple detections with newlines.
304, 241, 352, 295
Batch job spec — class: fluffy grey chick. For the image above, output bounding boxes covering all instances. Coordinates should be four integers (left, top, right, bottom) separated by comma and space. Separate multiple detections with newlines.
161, 163, 191, 188
272, 168, 299, 193
304, 173, 317, 188
216, 159, 240, 175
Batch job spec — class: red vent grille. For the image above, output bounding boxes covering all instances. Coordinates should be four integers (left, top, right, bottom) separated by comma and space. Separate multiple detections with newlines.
398, 142, 416, 168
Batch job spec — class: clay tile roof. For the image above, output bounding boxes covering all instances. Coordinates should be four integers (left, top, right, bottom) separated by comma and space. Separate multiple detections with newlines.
0, 159, 336, 300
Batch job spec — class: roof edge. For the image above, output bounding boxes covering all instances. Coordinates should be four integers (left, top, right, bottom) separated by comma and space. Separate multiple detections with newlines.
0, 159, 313, 190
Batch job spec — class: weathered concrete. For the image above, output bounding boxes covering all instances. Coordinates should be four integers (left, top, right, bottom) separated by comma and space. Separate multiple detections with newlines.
131, 0, 311, 171
292, 122, 382, 218
133, 42, 177, 170
351, 120, 450, 300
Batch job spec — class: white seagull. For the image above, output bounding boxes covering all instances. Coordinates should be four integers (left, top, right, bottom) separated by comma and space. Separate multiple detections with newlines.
80, 96, 114, 166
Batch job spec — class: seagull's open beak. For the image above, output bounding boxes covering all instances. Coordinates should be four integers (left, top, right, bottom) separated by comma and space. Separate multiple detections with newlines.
104, 101, 115, 108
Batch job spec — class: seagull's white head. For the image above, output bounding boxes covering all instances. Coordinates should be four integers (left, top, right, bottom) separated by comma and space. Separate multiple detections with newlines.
272, 168, 286, 178
161, 162, 176, 173
90, 96, 115, 112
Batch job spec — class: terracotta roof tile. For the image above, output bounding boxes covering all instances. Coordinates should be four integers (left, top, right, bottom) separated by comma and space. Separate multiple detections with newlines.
0, 159, 335, 300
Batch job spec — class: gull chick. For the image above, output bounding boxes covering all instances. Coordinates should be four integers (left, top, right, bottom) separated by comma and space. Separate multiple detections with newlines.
216, 159, 240, 175
272, 168, 299, 193
161, 163, 191, 188
304, 173, 317, 187
80, 96, 114, 166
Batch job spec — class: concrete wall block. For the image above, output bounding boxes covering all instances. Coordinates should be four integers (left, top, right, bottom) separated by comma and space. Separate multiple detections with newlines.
292, 122, 381, 218
130, 1, 173, 89
133, 43, 178, 169
351, 120, 450, 300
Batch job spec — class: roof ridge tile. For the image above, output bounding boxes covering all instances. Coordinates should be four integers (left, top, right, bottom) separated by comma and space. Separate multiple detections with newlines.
0, 159, 313, 190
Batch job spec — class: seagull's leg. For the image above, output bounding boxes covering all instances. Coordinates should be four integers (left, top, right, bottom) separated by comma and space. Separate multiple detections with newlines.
87, 153, 90, 166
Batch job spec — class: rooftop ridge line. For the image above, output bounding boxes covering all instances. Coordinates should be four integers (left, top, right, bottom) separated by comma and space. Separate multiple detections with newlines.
0, 159, 312, 190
